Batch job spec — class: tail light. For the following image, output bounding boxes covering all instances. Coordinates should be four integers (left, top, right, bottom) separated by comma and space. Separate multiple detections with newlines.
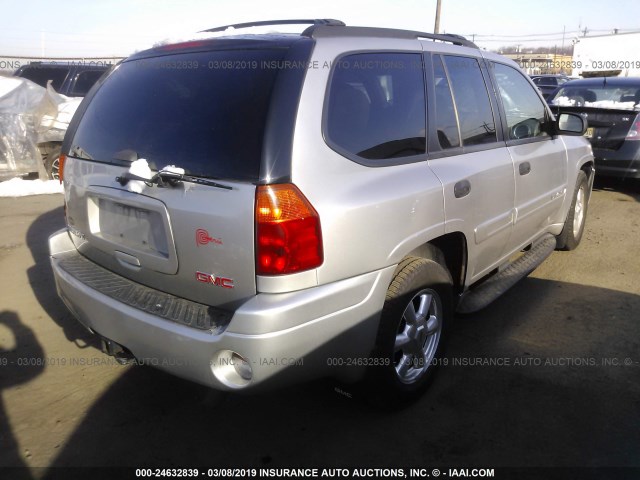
58, 153, 67, 184
255, 184, 323, 275
625, 114, 640, 141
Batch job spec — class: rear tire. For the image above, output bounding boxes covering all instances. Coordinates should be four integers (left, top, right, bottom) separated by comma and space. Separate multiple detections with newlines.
557, 170, 589, 250
365, 256, 453, 406
44, 144, 62, 181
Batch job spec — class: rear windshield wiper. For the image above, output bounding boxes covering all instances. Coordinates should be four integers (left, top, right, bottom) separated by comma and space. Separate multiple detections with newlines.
116, 169, 232, 190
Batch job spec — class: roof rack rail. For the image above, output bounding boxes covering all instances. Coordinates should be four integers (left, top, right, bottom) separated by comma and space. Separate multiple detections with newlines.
306, 25, 478, 48
199, 20, 477, 48
201, 19, 345, 33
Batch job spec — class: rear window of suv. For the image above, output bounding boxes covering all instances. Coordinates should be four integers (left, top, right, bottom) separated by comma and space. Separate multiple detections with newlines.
69, 49, 288, 182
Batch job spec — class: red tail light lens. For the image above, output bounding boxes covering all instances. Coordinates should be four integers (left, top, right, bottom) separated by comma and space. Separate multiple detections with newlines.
625, 114, 640, 141
58, 153, 66, 184
255, 184, 323, 275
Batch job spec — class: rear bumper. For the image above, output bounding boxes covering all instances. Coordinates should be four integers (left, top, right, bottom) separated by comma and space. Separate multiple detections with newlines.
593, 145, 640, 179
49, 229, 394, 391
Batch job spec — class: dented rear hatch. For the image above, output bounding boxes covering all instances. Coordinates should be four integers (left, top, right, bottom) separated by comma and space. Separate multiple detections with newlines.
62, 43, 300, 309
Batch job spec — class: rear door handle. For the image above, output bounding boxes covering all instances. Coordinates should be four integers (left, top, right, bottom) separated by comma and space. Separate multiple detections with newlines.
519, 161, 531, 176
454, 180, 471, 198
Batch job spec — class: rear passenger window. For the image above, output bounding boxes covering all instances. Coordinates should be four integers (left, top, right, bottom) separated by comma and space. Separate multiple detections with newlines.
493, 63, 548, 141
325, 53, 426, 160
442, 56, 497, 146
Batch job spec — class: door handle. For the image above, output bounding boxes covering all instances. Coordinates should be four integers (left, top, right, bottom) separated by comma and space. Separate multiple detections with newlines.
519, 162, 531, 176
454, 180, 471, 198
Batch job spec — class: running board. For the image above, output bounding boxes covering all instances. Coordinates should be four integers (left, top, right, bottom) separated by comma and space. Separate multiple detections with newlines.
457, 234, 557, 314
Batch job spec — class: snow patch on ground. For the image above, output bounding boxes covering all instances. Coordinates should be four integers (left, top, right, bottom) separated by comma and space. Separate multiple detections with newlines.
0, 178, 63, 197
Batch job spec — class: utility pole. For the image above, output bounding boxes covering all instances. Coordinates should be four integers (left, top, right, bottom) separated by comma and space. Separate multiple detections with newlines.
434, 0, 442, 34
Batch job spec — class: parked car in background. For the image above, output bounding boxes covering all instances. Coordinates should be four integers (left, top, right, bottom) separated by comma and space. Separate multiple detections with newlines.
531, 74, 571, 99
14, 62, 110, 97
13, 62, 111, 179
547, 76, 640, 180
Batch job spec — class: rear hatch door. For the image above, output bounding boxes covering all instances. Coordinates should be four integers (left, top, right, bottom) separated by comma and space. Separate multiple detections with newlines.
63, 46, 291, 308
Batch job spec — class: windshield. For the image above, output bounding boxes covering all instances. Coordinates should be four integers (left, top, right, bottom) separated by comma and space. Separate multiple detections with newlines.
69, 48, 288, 182
549, 82, 640, 110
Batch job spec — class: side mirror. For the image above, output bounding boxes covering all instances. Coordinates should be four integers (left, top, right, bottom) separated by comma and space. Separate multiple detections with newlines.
556, 112, 587, 136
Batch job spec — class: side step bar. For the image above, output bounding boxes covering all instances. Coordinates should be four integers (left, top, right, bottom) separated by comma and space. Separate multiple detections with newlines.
457, 234, 557, 314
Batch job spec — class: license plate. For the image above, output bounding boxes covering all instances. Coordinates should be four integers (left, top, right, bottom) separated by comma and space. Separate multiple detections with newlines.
97, 199, 168, 255
584, 127, 594, 138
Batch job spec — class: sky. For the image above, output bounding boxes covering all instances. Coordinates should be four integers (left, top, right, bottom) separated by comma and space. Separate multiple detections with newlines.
1, 0, 640, 58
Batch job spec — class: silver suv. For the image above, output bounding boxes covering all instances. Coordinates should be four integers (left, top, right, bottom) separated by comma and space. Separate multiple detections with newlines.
49, 19, 594, 404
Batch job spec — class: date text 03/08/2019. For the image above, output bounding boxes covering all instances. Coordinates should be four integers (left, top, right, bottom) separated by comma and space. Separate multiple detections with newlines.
134, 467, 496, 478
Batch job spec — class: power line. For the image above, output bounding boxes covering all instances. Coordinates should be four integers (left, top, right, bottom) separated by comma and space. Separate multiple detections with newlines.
470, 28, 640, 39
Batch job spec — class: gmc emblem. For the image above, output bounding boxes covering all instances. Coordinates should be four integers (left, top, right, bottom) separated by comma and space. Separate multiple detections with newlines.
195, 271, 234, 289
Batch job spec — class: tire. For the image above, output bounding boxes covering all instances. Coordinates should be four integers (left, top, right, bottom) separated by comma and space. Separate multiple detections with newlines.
44, 144, 62, 180
365, 256, 453, 406
557, 170, 589, 251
